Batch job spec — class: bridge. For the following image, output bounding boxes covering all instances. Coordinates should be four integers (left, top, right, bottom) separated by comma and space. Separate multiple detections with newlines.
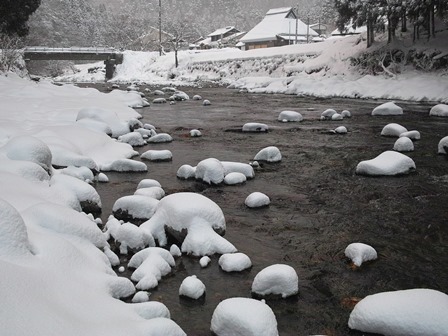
23, 47, 124, 80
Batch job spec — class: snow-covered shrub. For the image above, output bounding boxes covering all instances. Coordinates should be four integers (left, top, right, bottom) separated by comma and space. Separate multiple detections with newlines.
251, 264, 298, 298
356, 151, 416, 176
344, 243, 377, 266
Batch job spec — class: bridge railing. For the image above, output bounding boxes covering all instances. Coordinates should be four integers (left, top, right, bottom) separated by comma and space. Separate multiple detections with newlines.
24, 47, 119, 54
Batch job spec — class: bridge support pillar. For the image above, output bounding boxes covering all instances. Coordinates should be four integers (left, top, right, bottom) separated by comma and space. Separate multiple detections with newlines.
104, 59, 116, 80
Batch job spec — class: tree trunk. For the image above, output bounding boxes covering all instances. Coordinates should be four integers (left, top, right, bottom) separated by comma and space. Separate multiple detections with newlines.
401, 10, 407, 32
175, 49, 178, 68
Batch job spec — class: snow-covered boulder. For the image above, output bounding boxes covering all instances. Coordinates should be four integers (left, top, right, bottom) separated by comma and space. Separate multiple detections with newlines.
429, 104, 448, 117
190, 129, 202, 137
277, 111, 303, 122
153, 90, 165, 95
193, 95, 202, 100
169, 91, 189, 101
221, 161, 255, 179
140, 193, 236, 256
394, 137, 414, 152
242, 122, 269, 132
153, 98, 167, 104
348, 288, 448, 335
137, 179, 161, 189
372, 102, 403, 116
254, 146, 282, 163
345, 243, 377, 267
399, 130, 420, 140
356, 151, 416, 176
251, 264, 298, 298
179, 275, 206, 299
170, 244, 181, 257
135, 128, 155, 138
140, 150, 172, 162
138, 318, 186, 336
177, 164, 196, 179
100, 159, 147, 172
341, 110, 352, 118
321, 108, 337, 119
128, 247, 175, 290
134, 187, 165, 200
219, 253, 252, 272
438, 136, 448, 154
245, 192, 270, 208
195, 158, 225, 184
58, 166, 94, 183
331, 113, 343, 121
211, 298, 279, 336
334, 126, 348, 134
147, 133, 173, 143
200, 256, 211, 268
132, 291, 150, 303
76, 106, 131, 137
76, 118, 112, 135
133, 301, 171, 320
224, 172, 247, 185
203, 99, 211, 106
112, 195, 159, 221
118, 132, 146, 146
0, 199, 32, 258
381, 123, 408, 137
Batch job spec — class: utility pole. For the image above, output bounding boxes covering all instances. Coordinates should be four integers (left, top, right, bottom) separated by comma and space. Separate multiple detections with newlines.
159, 0, 162, 56
307, 17, 310, 43
295, 7, 298, 44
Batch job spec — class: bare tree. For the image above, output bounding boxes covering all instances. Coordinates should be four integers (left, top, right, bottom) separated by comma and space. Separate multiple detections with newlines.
0, 34, 24, 73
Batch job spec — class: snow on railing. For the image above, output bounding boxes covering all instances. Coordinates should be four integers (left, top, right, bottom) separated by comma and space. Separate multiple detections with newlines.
24, 47, 119, 54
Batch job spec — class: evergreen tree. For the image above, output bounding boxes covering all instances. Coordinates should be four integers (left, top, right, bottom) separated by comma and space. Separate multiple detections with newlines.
0, 0, 41, 36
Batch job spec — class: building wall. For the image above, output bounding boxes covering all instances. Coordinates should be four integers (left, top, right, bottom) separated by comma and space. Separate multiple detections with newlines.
245, 38, 289, 50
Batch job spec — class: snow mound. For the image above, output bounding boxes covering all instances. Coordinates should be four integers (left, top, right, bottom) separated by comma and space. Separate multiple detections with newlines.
153, 98, 167, 104
133, 301, 171, 320
224, 172, 247, 185
176, 164, 196, 179
139, 317, 186, 336
278, 111, 303, 122
219, 253, 252, 272
372, 102, 403, 116
23, 203, 107, 248
193, 95, 202, 100
135, 128, 155, 138
1, 135, 52, 174
0, 158, 51, 183
381, 123, 408, 137
345, 243, 377, 266
221, 161, 255, 179
195, 158, 225, 184
321, 108, 337, 119
58, 166, 94, 183
242, 122, 269, 132
348, 288, 448, 336
76, 118, 113, 135
203, 99, 211, 106
132, 291, 150, 303
211, 297, 279, 336
245, 192, 270, 208
118, 132, 146, 146
153, 90, 164, 95
251, 264, 299, 298
394, 137, 414, 152
137, 179, 162, 189
254, 146, 282, 162
190, 129, 202, 137
334, 126, 348, 134
128, 247, 175, 290
200, 256, 211, 268
179, 275, 206, 299
108, 89, 149, 108
140, 192, 236, 256
169, 244, 181, 257
134, 187, 165, 200
169, 91, 189, 101
341, 110, 352, 118
141, 149, 172, 161
112, 195, 159, 221
147, 133, 173, 143
76, 106, 131, 137
399, 130, 420, 140
429, 104, 448, 117
0, 199, 32, 258
356, 151, 416, 176
101, 159, 147, 172
438, 136, 448, 154
332, 113, 343, 120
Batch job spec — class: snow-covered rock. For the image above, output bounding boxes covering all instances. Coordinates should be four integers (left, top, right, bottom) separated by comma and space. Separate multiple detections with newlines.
134, 187, 165, 200
221, 161, 255, 179
135, 128, 155, 138
190, 129, 202, 137
321, 108, 337, 119
399, 130, 420, 140
153, 90, 165, 95
76, 106, 131, 137
58, 166, 94, 183
140, 192, 236, 256
133, 301, 171, 320
344, 243, 377, 267
118, 132, 146, 146
348, 288, 448, 336
203, 99, 211, 106
331, 113, 343, 120
381, 123, 408, 137
140, 150, 173, 161
112, 195, 159, 221
394, 137, 414, 152
195, 158, 225, 184
193, 95, 202, 100
169, 91, 189, 101
132, 291, 150, 303
153, 98, 167, 104
429, 104, 448, 117
372, 102, 403, 116
341, 110, 352, 118
219, 253, 252, 272
277, 111, 303, 122
224, 172, 247, 185
251, 264, 298, 298
200, 256, 211, 268
254, 146, 282, 163
356, 151, 416, 176
211, 298, 279, 336
101, 159, 147, 172
438, 136, 448, 154
242, 122, 269, 132
334, 126, 348, 134
137, 178, 162, 189
128, 247, 175, 290
146, 133, 173, 143
170, 244, 182, 257
176, 164, 196, 179
76, 118, 112, 135
245, 192, 270, 208
179, 275, 206, 299
136, 317, 186, 336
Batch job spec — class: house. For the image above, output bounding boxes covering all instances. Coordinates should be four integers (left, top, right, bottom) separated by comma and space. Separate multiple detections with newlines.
309, 22, 328, 37
193, 26, 245, 49
239, 7, 318, 50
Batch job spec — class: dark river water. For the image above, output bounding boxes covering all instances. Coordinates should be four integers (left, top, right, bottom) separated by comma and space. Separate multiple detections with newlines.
86, 83, 448, 336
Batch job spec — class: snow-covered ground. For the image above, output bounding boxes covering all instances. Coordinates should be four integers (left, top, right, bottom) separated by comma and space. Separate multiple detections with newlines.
57, 33, 448, 103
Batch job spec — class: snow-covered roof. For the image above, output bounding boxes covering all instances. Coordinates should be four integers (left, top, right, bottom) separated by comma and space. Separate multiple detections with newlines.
208, 26, 237, 37
331, 25, 367, 36
240, 7, 318, 43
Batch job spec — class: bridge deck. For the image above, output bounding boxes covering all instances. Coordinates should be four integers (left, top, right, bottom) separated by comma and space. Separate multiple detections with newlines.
24, 47, 123, 62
